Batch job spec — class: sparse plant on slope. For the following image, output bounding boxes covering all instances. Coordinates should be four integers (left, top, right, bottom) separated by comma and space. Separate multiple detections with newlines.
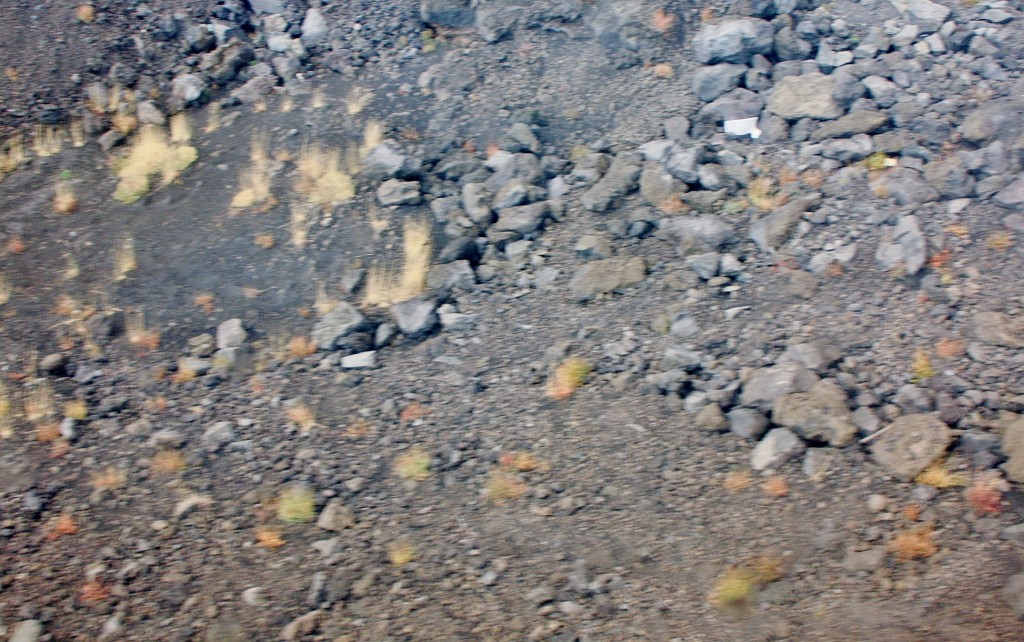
112, 121, 198, 204
277, 485, 316, 523
363, 218, 433, 307
231, 132, 274, 210
295, 143, 355, 208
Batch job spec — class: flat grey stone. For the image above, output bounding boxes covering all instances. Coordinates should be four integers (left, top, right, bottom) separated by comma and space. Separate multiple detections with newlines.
994, 174, 1024, 210
875, 215, 926, 275
812, 111, 889, 140
217, 318, 246, 350
311, 302, 368, 350
341, 351, 377, 369
377, 179, 422, 206
740, 362, 819, 412
767, 73, 843, 120
693, 18, 774, 64
969, 311, 1024, 348
751, 428, 806, 471
890, 0, 951, 32
568, 256, 646, 301
871, 168, 939, 205
691, 64, 747, 102
870, 414, 952, 481
390, 299, 439, 338
728, 408, 769, 440
772, 379, 857, 446
581, 153, 641, 212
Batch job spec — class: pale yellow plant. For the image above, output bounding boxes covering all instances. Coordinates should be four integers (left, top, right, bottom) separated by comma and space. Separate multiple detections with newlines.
314, 281, 337, 316
345, 86, 373, 115
360, 120, 384, 157
290, 203, 312, 249
112, 124, 198, 203
113, 237, 137, 281
231, 132, 273, 209
32, 125, 62, 158
295, 143, 355, 208
24, 383, 56, 422
363, 218, 432, 307
169, 113, 192, 144
0, 272, 11, 305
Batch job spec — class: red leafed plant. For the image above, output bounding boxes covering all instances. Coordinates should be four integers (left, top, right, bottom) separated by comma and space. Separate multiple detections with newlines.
965, 471, 1008, 516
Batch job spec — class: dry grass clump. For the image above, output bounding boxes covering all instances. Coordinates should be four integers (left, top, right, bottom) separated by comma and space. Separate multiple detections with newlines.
24, 383, 56, 422
295, 143, 355, 208
914, 460, 966, 489
287, 335, 317, 359
709, 555, 787, 615
747, 177, 788, 211
345, 86, 373, 115
112, 122, 198, 204
965, 471, 1008, 515
112, 237, 137, 281
889, 524, 938, 561
290, 203, 312, 249
255, 527, 285, 549
285, 403, 317, 432
53, 179, 78, 214
723, 469, 752, 491
91, 466, 127, 491
126, 309, 160, 350
363, 218, 433, 307
0, 381, 13, 439
388, 538, 417, 567
360, 120, 384, 157
76, 4, 96, 23
546, 356, 591, 401
277, 485, 316, 523
63, 399, 88, 421
151, 449, 186, 474
32, 125, 63, 158
231, 132, 274, 210
0, 272, 12, 306
0, 133, 26, 176
394, 447, 431, 481
485, 469, 527, 504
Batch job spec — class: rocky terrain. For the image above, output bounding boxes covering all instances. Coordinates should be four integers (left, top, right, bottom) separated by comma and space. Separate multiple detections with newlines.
2, 0, 1024, 640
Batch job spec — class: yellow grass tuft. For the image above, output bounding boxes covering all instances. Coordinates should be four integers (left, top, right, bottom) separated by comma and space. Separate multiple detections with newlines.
113, 124, 198, 203
747, 177, 787, 211
485, 469, 527, 504
910, 349, 934, 383
287, 336, 317, 359
231, 133, 274, 209
363, 219, 433, 307
0, 381, 13, 438
151, 449, 186, 474
709, 567, 758, 614
345, 86, 373, 115
295, 143, 355, 208
277, 485, 316, 523
652, 63, 674, 78
0, 272, 12, 306
169, 113, 192, 144
290, 203, 312, 249
112, 237, 137, 281
204, 102, 221, 134
63, 399, 88, 421
32, 125, 63, 158
279, 93, 294, 113
70, 119, 85, 147
394, 447, 431, 481
723, 469, 752, 491
915, 460, 966, 489
360, 120, 384, 157
126, 309, 160, 350
54, 179, 78, 214
76, 4, 96, 23
24, 383, 56, 422
314, 281, 337, 316
546, 356, 590, 401
310, 87, 326, 110
1, 133, 26, 175
388, 538, 417, 566
286, 403, 317, 432
91, 466, 127, 491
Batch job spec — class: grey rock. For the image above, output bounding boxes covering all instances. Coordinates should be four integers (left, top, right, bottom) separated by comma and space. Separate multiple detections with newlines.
504, 122, 541, 154
870, 414, 952, 481
377, 179, 422, 206
821, 134, 873, 163
1003, 573, 1024, 617
1003, 523, 1024, 547
183, 25, 215, 53
773, 379, 857, 446
875, 215, 927, 275
728, 408, 769, 440
774, 26, 813, 61
581, 153, 641, 212
217, 318, 246, 350
316, 499, 356, 531
9, 620, 42, 642
171, 74, 206, 106
686, 252, 720, 280
871, 167, 939, 205
136, 100, 166, 125
150, 429, 185, 448
778, 342, 838, 373
300, 8, 328, 46
994, 174, 1024, 210
462, 183, 494, 225
803, 447, 835, 479
740, 362, 819, 412
691, 64, 747, 102
281, 611, 321, 642
229, 75, 277, 105
890, 0, 951, 32
421, 0, 475, 27
751, 428, 807, 471
663, 346, 703, 371
391, 299, 439, 338
574, 234, 613, 260
812, 111, 889, 140
816, 42, 853, 70
664, 145, 707, 183
439, 312, 477, 331
695, 403, 728, 431
311, 302, 368, 350
568, 256, 646, 300
970, 312, 1024, 348
693, 18, 774, 64
1001, 416, 1024, 483
699, 88, 765, 123
831, 70, 866, 108
202, 421, 235, 453
749, 193, 823, 252
492, 181, 530, 210
249, 0, 284, 14
659, 215, 738, 251
427, 261, 476, 291
484, 152, 541, 192
493, 202, 548, 235
861, 75, 898, 108
961, 98, 1024, 144
767, 73, 843, 120
925, 155, 975, 199
475, 2, 522, 42
843, 547, 886, 572
361, 141, 420, 182
341, 351, 377, 369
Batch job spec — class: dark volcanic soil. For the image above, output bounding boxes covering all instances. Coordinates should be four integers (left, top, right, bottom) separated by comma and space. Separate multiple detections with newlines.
2, 1, 1024, 641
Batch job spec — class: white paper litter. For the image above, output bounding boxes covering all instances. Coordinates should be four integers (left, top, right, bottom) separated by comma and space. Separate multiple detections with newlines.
723, 117, 762, 139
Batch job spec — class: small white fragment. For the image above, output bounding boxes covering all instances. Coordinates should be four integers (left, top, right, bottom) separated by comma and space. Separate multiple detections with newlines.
723, 117, 762, 139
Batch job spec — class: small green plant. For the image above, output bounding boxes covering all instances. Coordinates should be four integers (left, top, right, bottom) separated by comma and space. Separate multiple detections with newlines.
546, 357, 591, 400
910, 349, 934, 383
277, 485, 316, 523
861, 152, 895, 171
709, 568, 758, 615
